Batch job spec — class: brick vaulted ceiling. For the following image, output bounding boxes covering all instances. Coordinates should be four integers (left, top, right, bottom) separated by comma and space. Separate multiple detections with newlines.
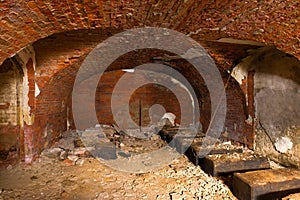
0, 0, 299, 65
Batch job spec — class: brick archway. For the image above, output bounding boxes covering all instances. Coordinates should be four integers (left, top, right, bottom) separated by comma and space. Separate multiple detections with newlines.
0, 1, 299, 163
0, 0, 299, 65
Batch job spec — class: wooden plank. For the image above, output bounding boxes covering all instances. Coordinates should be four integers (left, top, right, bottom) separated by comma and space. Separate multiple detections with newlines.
160, 129, 246, 166
186, 142, 243, 166
233, 169, 300, 200
282, 192, 300, 200
159, 128, 200, 143
200, 152, 270, 176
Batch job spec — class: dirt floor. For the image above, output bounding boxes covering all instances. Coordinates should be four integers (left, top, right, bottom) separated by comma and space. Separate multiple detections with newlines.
0, 128, 238, 200
0, 155, 237, 200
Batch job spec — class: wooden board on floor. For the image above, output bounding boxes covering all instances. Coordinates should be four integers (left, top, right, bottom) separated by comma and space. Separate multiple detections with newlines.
200, 152, 270, 176
233, 168, 300, 200
186, 142, 243, 165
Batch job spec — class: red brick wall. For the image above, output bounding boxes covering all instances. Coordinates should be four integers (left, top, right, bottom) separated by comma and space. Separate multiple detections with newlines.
34, 73, 70, 152
69, 70, 195, 130
26, 59, 35, 114
0, 0, 298, 162
30, 30, 255, 154
0, 0, 299, 66
128, 84, 182, 127
0, 125, 19, 165
225, 79, 252, 145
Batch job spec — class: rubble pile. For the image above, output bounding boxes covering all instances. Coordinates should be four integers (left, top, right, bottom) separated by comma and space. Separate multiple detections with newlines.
0, 124, 238, 199
0, 154, 236, 200
41, 125, 167, 166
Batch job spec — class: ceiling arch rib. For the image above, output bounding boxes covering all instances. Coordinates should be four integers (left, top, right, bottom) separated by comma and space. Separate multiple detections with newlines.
0, 0, 299, 65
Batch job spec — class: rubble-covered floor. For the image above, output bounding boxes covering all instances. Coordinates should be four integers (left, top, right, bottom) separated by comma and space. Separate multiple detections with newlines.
0, 128, 239, 200
0, 155, 237, 200
0, 125, 288, 200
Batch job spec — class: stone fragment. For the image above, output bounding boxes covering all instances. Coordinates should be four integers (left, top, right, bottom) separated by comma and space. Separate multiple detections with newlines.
150, 134, 160, 141
67, 155, 79, 162
41, 148, 62, 159
6, 165, 12, 170
91, 144, 117, 160
59, 150, 68, 160
73, 147, 89, 157
75, 158, 85, 166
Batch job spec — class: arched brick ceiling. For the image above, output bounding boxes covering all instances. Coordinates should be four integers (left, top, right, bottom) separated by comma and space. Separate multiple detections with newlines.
0, 0, 299, 65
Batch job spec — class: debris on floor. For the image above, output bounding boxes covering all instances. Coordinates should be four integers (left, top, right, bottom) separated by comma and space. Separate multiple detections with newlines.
0, 152, 236, 200
41, 124, 167, 166
1, 125, 298, 200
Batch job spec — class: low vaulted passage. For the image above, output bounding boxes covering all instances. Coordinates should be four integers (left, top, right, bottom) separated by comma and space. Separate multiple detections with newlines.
0, 1, 299, 198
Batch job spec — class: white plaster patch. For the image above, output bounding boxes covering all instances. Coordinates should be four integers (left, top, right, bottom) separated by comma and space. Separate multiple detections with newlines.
44, 125, 48, 138
274, 137, 293, 153
161, 112, 176, 126
35, 82, 40, 97
17, 45, 36, 125
245, 115, 253, 125
122, 69, 135, 73
231, 65, 248, 85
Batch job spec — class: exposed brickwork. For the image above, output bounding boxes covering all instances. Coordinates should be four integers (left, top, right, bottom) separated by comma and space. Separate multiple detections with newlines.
34, 72, 71, 152
0, 0, 297, 164
0, 59, 21, 162
0, 125, 19, 152
70, 70, 188, 130
23, 124, 35, 163
0, 24, 267, 165
0, 59, 20, 126
247, 70, 255, 147
0, 0, 298, 66
226, 79, 252, 146
201, 41, 262, 71
26, 58, 35, 115
28, 30, 255, 154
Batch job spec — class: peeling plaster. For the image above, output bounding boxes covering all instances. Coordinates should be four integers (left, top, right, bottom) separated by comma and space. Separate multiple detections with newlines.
231, 65, 248, 85
22, 63, 30, 125
15, 45, 37, 125
242, 47, 300, 167
161, 112, 176, 126
274, 137, 293, 153
122, 69, 135, 73
35, 82, 40, 97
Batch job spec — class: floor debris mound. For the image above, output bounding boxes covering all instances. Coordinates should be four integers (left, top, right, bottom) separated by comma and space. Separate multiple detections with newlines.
0, 128, 237, 200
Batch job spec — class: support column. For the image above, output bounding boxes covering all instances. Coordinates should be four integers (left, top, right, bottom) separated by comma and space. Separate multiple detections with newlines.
16, 46, 37, 163
247, 70, 255, 149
